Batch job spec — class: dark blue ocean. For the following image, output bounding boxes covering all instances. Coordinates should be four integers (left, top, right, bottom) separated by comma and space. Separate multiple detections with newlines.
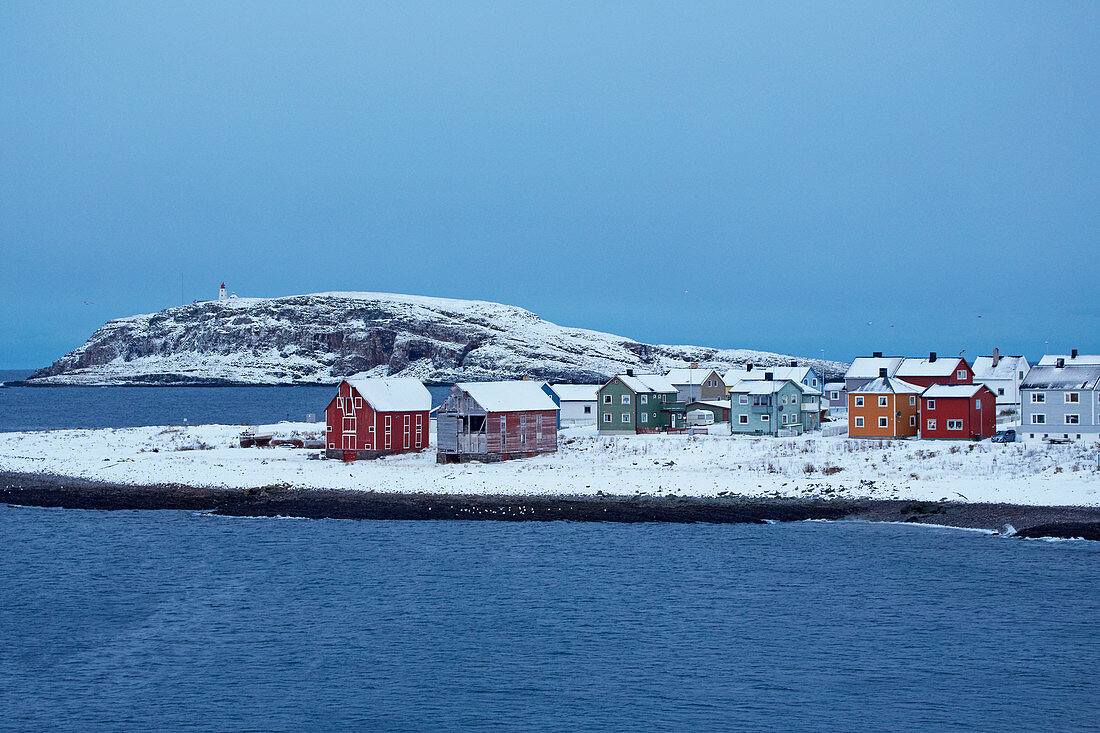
0, 372, 451, 432
0, 508, 1098, 731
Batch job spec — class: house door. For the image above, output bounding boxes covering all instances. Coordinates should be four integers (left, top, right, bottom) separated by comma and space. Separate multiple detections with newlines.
342, 433, 355, 450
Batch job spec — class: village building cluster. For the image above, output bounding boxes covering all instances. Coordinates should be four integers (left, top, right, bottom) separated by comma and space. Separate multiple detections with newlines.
320, 350, 1098, 464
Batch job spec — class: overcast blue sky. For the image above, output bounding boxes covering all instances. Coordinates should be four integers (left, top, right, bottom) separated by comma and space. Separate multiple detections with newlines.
1, 1, 1096, 369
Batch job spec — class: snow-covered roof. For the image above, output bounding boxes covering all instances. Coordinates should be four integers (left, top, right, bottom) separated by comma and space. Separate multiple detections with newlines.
972, 355, 1028, 381
1020, 365, 1100, 390
615, 374, 677, 394
457, 381, 560, 412
922, 384, 988, 399
665, 368, 721, 386
686, 400, 730, 409
344, 375, 431, 412
850, 377, 924, 394
896, 357, 966, 378
824, 381, 845, 390
728, 379, 798, 395
722, 366, 812, 384
547, 384, 600, 402
1037, 354, 1100, 367
845, 357, 904, 380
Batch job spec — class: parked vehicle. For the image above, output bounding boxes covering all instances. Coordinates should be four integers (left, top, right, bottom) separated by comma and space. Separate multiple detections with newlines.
991, 429, 1016, 443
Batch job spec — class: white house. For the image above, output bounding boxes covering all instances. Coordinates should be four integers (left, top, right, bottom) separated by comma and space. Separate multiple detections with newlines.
546, 384, 600, 427
971, 349, 1030, 408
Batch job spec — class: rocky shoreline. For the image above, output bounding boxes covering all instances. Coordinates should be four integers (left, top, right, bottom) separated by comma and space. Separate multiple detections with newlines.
2, 471, 1098, 539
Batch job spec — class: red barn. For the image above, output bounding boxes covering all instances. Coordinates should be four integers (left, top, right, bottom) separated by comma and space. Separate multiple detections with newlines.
896, 352, 974, 388
436, 381, 559, 463
324, 376, 432, 460
919, 384, 997, 440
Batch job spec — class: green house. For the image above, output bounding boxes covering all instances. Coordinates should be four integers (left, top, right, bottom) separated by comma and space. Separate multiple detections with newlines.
597, 372, 680, 434
729, 376, 821, 436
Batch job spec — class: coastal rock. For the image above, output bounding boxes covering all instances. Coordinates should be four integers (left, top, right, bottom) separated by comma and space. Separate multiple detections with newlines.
28, 292, 849, 386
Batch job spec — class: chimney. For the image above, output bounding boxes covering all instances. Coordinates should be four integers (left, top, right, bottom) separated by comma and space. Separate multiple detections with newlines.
929, 351, 937, 362
690, 361, 698, 369
873, 351, 882, 358
992, 347, 1000, 367
1071, 349, 1079, 359
1055, 358, 1065, 369
879, 367, 888, 378
764, 372, 773, 381
522, 376, 530, 381
790, 360, 797, 367
746, 363, 754, 372
626, 368, 634, 377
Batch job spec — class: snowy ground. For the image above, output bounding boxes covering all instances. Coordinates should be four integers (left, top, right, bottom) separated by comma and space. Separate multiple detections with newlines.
0, 422, 1097, 507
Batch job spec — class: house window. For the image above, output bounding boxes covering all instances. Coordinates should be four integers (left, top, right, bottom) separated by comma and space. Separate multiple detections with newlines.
1031, 414, 1045, 425
415, 414, 423, 448
739, 395, 748, 404
739, 415, 748, 424
927, 419, 936, 431
957, 369, 967, 380
878, 417, 888, 428
583, 405, 592, 414
1031, 393, 1045, 403
328, 443, 335, 449
520, 416, 527, 445
354, 397, 362, 409
641, 413, 648, 423
812, 379, 818, 387
603, 413, 612, 423
640, 394, 648, 404
854, 416, 865, 428
947, 420, 963, 431
761, 414, 769, 422
975, 399, 981, 409
1065, 392, 1080, 403
326, 425, 332, 432
603, 394, 612, 404
910, 415, 916, 427
927, 400, 936, 410
855, 396, 864, 407
878, 396, 887, 407
1065, 414, 1080, 425
831, 391, 839, 400
385, 415, 392, 450
997, 388, 1004, 396
621, 413, 631, 423
909, 396, 916, 406
622, 394, 631, 404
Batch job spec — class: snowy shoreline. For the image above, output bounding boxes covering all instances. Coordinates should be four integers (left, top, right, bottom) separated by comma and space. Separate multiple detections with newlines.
1, 422, 1097, 508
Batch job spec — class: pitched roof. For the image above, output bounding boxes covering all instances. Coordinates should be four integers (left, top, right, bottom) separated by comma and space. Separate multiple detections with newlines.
547, 384, 600, 402
896, 357, 968, 378
922, 384, 989, 399
457, 381, 560, 412
1020, 365, 1100, 390
728, 378, 800, 395
723, 365, 813, 384
345, 375, 432, 412
845, 357, 904, 380
686, 400, 730, 410
614, 374, 677, 394
850, 376, 924, 394
972, 355, 1028, 381
665, 368, 721, 386
1037, 354, 1100, 367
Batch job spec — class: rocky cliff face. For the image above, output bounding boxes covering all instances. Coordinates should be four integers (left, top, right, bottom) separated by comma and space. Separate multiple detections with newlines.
29, 292, 847, 385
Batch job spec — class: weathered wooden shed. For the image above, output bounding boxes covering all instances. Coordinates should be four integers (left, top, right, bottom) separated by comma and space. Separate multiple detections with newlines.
324, 375, 432, 460
436, 381, 559, 463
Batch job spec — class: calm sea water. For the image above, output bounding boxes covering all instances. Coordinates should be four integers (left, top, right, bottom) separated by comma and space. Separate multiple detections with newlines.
0, 507, 1097, 732
0, 377, 452, 432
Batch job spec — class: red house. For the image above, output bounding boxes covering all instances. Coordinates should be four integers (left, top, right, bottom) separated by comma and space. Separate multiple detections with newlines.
436, 381, 559, 463
896, 352, 974, 388
324, 376, 432, 461
919, 384, 997, 440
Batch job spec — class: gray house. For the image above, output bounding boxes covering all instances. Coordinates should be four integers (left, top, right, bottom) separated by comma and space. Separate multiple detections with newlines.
1019, 352, 1100, 442
824, 381, 846, 411
666, 367, 726, 403
844, 353, 904, 393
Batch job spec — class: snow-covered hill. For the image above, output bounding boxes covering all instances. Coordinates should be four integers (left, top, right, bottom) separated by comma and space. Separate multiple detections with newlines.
28, 291, 848, 385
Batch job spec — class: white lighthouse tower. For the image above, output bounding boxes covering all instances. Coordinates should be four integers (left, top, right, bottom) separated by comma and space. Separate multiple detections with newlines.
218, 282, 227, 301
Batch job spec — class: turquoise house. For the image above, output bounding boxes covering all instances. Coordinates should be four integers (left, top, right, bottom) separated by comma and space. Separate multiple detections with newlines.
728, 375, 821, 435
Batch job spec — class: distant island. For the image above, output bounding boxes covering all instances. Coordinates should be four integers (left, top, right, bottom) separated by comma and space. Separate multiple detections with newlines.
26, 291, 848, 386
